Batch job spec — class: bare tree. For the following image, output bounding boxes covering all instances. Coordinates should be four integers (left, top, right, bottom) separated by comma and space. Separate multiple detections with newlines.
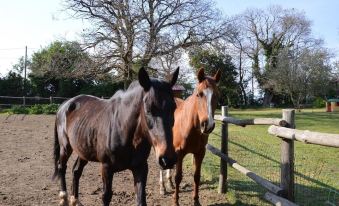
64, 0, 228, 88
238, 5, 313, 106
218, 17, 252, 106
267, 44, 332, 109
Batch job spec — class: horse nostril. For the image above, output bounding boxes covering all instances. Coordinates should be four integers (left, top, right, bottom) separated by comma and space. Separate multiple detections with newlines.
159, 156, 177, 169
159, 157, 167, 168
201, 121, 207, 130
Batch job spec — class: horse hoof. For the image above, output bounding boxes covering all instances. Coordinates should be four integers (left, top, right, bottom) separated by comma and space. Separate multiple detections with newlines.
160, 187, 166, 195
69, 196, 83, 206
166, 180, 175, 190
172, 195, 179, 206
59, 191, 68, 206
193, 199, 201, 206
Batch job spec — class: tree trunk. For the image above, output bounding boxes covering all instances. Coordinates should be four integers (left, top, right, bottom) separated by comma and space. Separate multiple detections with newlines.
263, 89, 274, 107
239, 83, 247, 106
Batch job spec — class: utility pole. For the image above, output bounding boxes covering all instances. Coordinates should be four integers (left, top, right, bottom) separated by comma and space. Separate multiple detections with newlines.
24, 46, 27, 80
23, 46, 27, 95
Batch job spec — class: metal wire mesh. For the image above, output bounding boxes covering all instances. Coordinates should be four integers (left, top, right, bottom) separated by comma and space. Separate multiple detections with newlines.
204, 119, 339, 206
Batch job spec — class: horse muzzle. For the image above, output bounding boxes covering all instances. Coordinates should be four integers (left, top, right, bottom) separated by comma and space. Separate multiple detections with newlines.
158, 155, 177, 170
201, 121, 215, 134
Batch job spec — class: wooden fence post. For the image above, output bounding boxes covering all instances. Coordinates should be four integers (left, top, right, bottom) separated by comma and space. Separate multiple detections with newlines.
218, 106, 228, 193
281, 109, 295, 201
50, 96, 53, 104
22, 96, 26, 106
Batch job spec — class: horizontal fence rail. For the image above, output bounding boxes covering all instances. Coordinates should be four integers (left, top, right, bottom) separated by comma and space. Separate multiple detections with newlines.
264, 192, 298, 206
268, 125, 339, 148
214, 114, 288, 127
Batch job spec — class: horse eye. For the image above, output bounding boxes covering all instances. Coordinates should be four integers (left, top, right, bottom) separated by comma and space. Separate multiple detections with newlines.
197, 92, 203, 97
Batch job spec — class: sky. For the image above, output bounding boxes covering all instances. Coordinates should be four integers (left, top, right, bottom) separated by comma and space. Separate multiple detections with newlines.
0, 0, 338, 76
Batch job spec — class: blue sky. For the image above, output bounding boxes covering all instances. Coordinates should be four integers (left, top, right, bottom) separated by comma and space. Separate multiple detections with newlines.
0, 0, 338, 75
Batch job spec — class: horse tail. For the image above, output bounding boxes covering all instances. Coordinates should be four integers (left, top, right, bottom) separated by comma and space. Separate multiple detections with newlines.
52, 119, 60, 181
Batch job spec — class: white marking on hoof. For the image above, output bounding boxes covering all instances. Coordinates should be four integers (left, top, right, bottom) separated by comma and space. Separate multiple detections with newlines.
69, 195, 83, 206
59, 191, 68, 206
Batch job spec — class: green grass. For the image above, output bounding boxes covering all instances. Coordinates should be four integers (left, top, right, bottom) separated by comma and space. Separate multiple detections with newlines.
197, 108, 339, 205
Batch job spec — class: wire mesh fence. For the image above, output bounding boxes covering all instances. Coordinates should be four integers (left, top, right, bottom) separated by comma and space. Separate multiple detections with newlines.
203, 110, 339, 206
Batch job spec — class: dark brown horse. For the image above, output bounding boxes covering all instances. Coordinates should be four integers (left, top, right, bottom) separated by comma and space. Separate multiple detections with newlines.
159, 68, 220, 206
52, 67, 179, 206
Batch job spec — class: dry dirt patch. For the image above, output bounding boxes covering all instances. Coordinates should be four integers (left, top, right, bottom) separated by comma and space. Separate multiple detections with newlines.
0, 114, 228, 206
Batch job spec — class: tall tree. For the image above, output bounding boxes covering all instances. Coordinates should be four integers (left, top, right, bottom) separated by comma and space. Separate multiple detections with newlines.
29, 41, 99, 97
217, 19, 252, 106
237, 5, 313, 106
267, 45, 332, 108
30, 41, 95, 79
65, 0, 229, 88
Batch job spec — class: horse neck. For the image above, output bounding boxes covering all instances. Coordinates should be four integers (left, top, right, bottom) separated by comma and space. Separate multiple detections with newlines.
115, 86, 144, 131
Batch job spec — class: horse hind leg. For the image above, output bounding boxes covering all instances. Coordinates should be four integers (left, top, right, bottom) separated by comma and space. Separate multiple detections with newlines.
58, 141, 73, 206
58, 146, 72, 206
70, 157, 88, 206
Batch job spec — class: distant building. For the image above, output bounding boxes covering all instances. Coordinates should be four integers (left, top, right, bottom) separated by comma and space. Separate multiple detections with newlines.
326, 99, 339, 112
172, 84, 185, 98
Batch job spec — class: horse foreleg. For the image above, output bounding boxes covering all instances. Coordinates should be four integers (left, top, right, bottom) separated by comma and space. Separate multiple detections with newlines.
173, 155, 183, 206
159, 170, 166, 195
132, 162, 148, 206
101, 163, 113, 206
70, 157, 88, 206
166, 169, 175, 190
192, 151, 205, 206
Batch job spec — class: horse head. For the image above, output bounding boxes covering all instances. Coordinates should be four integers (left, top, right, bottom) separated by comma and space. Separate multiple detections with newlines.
195, 68, 221, 134
138, 67, 179, 169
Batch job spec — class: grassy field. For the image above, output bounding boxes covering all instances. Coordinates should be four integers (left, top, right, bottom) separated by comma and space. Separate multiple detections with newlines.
192, 108, 339, 205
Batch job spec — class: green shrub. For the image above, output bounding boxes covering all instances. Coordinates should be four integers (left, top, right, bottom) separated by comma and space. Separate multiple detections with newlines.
42, 104, 59, 114
10, 105, 29, 114
28, 104, 44, 114
312, 97, 326, 108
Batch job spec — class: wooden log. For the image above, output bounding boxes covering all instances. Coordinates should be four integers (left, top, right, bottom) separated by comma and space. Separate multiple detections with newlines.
218, 106, 227, 194
214, 115, 287, 127
206, 144, 284, 195
281, 109, 295, 201
264, 192, 298, 206
268, 125, 339, 148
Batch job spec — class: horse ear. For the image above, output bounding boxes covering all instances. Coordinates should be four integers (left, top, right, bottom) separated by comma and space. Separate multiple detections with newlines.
138, 67, 151, 91
197, 68, 205, 83
170, 67, 180, 87
214, 70, 221, 83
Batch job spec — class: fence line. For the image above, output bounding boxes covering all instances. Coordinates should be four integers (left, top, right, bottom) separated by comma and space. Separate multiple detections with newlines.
208, 107, 339, 205
0, 95, 110, 107
0, 96, 70, 107
268, 125, 339, 148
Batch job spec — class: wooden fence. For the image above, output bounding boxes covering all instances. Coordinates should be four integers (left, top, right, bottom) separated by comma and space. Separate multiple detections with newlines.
0, 96, 69, 107
0, 96, 111, 107
207, 106, 339, 206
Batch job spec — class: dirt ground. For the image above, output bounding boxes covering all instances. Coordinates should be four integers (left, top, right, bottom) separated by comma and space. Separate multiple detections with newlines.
0, 114, 229, 206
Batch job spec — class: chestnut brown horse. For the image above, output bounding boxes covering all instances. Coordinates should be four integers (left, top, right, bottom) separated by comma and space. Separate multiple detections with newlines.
159, 68, 220, 206
52, 67, 179, 206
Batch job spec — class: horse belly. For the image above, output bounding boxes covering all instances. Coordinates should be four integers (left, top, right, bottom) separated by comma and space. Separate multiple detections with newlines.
69, 131, 100, 162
